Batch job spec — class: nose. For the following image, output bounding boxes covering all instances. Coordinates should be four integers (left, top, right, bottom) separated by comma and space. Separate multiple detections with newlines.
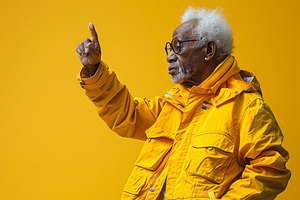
167, 50, 177, 63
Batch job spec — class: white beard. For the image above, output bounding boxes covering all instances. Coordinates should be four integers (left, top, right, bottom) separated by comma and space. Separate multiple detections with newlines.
171, 64, 193, 84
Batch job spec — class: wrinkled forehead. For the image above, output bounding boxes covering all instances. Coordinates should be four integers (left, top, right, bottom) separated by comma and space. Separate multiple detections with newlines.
172, 18, 199, 39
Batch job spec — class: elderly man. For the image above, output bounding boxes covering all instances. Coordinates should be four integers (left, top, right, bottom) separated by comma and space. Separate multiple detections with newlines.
76, 7, 290, 200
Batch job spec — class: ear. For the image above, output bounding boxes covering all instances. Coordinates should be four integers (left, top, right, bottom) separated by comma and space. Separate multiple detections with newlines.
204, 41, 216, 61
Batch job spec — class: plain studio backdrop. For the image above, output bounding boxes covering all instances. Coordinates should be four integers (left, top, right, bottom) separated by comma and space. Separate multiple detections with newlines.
0, 0, 299, 199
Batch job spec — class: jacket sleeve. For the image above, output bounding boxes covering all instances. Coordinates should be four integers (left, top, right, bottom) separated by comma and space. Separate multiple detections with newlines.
221, 98, 291, 200
77, 62, 164, 141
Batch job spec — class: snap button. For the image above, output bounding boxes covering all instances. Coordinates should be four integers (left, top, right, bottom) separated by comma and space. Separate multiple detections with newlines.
215, 101, 218, 104
175, 134, 182, 140
150, 187, 154, 192
235, 90, 238, 94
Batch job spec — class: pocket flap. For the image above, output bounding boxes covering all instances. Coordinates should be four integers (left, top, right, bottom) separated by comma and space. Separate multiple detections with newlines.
145, 123, 174, 141
135, 137, 172, 171
192, 133, 234, 153
123, 175, 146, 195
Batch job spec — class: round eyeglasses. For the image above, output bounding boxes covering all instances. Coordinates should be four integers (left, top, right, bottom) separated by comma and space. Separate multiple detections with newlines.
165, 38, 199, 55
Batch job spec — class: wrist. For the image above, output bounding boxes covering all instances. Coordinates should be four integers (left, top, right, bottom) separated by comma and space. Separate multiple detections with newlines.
82, 62, 100, 78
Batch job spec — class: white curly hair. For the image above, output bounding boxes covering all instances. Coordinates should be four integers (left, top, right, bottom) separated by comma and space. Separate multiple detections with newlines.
181, 7, 234, 59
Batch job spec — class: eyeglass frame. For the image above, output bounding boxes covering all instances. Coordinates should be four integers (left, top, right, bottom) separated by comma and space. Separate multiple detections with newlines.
165, 38, 200, 55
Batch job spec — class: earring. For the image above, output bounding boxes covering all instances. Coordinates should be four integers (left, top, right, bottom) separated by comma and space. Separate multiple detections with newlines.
205, 57, 208, 61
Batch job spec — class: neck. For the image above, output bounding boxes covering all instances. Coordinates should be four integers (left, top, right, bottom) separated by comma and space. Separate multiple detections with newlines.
180, 56, 226, 87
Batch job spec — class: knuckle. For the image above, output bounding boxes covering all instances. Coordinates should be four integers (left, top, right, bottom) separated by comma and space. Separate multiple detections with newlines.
84, 38, 91, 43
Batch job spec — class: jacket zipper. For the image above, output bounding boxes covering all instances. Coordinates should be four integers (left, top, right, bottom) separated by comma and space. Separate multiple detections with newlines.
144, 151, 172, 200
144, 170, 163, 200
208, 190, 216, 200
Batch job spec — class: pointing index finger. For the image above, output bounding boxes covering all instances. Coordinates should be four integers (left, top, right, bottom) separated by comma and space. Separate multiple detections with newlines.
89, 23, 99, 48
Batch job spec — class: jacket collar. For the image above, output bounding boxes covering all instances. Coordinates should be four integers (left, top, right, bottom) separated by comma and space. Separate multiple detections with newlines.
164, 55, 262, 108
197, 55, 240, 94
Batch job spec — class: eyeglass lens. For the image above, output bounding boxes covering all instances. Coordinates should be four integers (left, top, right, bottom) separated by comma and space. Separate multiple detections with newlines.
172, 39, 180, 53
165, 39, 181, 55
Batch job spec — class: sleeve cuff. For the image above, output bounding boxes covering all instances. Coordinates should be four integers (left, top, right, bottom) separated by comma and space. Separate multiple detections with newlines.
77, 61, 109, 90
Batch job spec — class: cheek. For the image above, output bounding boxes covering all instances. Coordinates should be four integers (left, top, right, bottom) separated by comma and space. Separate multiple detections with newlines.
178, 55, 195, 73
177, 59, 187, 73
177, 54, 188, 67
189, 52, 204, 69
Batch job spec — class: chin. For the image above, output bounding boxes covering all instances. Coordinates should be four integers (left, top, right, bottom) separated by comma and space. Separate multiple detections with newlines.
171, 74, 192, 84
171, 77, 185, 84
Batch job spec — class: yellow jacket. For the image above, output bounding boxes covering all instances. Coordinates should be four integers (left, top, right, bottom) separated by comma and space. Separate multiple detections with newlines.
78, 56, 291, 200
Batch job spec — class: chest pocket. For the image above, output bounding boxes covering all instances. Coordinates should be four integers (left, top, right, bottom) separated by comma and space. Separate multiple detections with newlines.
135, 124, 173, 171
184, 133, 234, 184
124, 125, 173, 197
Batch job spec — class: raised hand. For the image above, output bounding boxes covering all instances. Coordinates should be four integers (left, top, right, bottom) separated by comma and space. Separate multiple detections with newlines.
76, 23, 101, 76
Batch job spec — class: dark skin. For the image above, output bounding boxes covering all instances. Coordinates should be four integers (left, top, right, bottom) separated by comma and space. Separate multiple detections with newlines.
167, 18, 224, 87
77, 20, 224, 84
76, 23, 101, 78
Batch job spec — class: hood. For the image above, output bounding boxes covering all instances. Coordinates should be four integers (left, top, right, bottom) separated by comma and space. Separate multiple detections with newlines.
239, 70, 262, 96
209, 57, 263, 107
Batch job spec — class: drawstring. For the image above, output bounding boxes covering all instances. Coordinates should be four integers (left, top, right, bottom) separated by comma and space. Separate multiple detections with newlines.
208, 191, 216, 200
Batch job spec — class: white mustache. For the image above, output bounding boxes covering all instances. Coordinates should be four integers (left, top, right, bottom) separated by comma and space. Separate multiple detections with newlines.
168, 62, 182, 71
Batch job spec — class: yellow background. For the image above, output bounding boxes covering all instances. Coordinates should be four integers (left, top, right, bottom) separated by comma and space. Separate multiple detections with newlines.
0, 0, 299, 199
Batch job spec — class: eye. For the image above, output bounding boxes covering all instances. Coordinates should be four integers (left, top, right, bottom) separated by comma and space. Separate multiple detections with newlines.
172, 39, 181, 53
